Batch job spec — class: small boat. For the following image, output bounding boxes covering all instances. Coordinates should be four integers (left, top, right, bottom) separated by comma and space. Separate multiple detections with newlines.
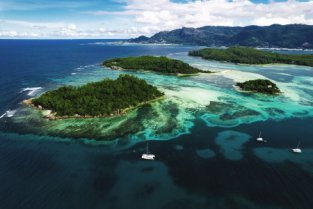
141, 143, 155, 160
256, 131, 264, 142
292, 141, 302, 153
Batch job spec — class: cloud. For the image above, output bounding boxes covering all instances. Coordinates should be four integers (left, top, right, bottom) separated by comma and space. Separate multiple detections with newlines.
0, 18, 66, 28
0, 18, 159, 38
0, 19, 81, 38
1, 0, 313, 38
58, 24, 78, 37
0, 30, 40, 38
89, 0, 313, 36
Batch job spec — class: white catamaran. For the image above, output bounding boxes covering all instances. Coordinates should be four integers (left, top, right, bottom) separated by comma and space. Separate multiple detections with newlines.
141, 143, 155, 160
292, 141, 302, 153
256, 131, 264, 142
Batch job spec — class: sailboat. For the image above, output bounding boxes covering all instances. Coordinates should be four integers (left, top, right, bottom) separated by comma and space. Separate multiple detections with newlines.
256, 131, 264, 142
292, 141, 302, 153
141, 143, 155, 160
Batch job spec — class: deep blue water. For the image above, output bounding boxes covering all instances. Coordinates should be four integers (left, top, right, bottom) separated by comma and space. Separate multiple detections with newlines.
1, 40, 313, 209
0, 40, 198, 113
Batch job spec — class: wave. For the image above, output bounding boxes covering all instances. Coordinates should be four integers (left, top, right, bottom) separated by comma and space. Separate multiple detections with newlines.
72, 64, 95, 73
86, 41, 180, 46
0, 113, 6, 119
0, 109, 17, 119
6, 110, 17, 117
75, 65, 89, 71
21, 87, 42, 96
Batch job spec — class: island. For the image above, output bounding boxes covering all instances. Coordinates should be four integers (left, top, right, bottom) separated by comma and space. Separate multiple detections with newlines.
129, 24, 313, 49
188, 47, 313, 67
103, 56, 210, 75
24, 75, 164, 119
235, 79, 281, 95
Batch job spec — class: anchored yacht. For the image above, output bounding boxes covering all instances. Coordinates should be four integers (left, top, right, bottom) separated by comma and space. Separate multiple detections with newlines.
256, 131, 264, 142
142, 143, 155, 160
292, 141, 302, 153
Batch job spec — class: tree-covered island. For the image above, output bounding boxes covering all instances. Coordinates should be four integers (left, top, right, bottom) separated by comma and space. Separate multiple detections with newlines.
189, 47, 313, 67
25, 75, 164, 119
103, 56, 211, 75
236, 79, 281, 95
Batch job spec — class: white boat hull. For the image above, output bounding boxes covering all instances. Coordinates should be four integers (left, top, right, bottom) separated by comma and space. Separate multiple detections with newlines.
142, 154, 155, 160
292, 148, 302, 153
256, 137, 263, 142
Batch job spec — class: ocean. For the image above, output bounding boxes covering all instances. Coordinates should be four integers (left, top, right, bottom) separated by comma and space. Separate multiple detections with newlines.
0, 39, 313, 209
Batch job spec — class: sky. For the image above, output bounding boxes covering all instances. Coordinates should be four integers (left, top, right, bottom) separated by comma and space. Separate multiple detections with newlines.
0, 0, 312, 39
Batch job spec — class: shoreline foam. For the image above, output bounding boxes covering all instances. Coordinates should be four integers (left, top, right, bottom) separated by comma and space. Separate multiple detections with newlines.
22, 96, 165, 120
21, 87, 43, 96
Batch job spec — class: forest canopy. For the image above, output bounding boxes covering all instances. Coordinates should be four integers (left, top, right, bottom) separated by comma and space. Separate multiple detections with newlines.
103, 56, 210, 74
236, 79, 281, 95
189, 47, 313, 67
32, 75, 164, 117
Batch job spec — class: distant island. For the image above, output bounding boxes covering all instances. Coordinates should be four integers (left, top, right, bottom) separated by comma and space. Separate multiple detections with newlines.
236, 79, 281, 95
103, 56, 210, 75
129, 24, 313, 49
189, 47, 313, 67
25, 75, 164, 119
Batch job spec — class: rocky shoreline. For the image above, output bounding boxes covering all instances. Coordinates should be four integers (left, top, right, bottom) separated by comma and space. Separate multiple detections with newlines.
22, 96, 164, 120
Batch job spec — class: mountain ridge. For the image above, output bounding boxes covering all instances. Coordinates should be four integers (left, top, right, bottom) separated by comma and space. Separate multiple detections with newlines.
128, 24, 313, 49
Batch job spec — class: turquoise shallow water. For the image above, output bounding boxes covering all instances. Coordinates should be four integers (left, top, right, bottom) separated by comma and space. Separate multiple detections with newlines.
5, 51, 313, 145
1, 40, 313, 209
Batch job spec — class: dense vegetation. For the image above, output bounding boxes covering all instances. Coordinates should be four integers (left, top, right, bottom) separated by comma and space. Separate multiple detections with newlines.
129, 24, 313, 49
189, 47, 313, 67
236, 79, 281, 95
103, 56, 209, 74
32, 75, 164, 117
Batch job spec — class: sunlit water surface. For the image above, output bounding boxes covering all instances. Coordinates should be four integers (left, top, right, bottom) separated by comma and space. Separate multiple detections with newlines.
0, 40, 313, 209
